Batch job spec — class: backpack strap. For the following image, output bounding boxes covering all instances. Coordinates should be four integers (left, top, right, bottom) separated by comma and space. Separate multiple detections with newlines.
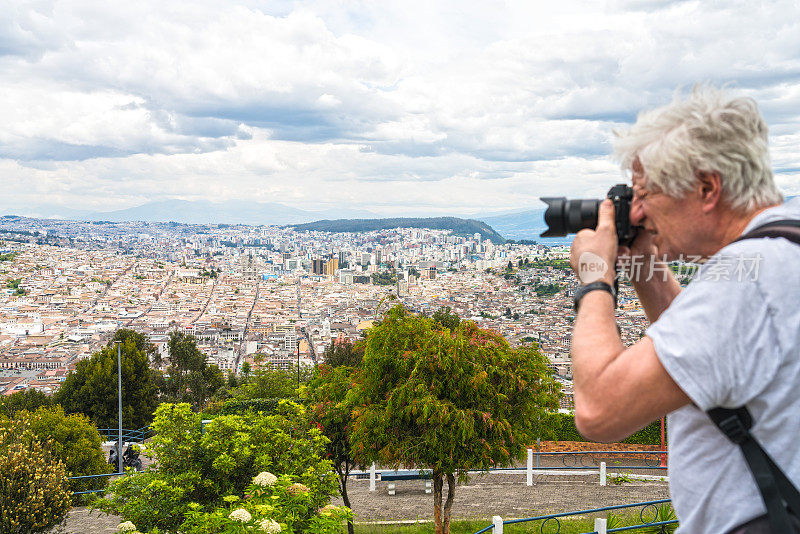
708, 407, 800, 533
735, 219, 800, 245
709, 219, 800, 532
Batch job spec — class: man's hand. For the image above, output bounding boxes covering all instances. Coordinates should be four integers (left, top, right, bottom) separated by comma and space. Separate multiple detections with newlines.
617, 225, 658, 283
570, 199, 618, 285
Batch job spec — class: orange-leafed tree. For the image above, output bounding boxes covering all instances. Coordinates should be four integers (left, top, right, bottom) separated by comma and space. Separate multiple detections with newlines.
348, 305, 560, 534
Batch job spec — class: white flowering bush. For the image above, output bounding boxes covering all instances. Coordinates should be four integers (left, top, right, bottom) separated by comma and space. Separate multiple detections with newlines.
181, 474, 351, 534
117, 521, 137, 532
228, 508, 252, 522
253, 471, 278, 487
259, 518, 281, 533
98, 402, 337, 533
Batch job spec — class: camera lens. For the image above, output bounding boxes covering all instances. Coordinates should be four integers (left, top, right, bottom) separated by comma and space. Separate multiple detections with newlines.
540, 198, 600, 237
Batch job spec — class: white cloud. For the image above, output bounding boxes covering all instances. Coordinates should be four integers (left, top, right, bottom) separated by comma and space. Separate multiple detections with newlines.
1, 0, 799, 215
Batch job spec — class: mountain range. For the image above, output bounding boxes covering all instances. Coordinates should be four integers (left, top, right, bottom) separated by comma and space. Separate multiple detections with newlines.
4, 200, 378, 226
1, 199, 570, 243
291, 217, 507, 244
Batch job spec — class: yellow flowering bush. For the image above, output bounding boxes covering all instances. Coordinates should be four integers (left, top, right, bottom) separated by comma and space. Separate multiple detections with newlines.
0, 415, 71, 533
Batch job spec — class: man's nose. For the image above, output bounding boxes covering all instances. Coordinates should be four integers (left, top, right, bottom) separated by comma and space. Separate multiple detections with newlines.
630, 196, 645, 225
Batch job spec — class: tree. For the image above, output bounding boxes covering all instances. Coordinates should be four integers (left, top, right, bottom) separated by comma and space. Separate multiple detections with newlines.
431, 306, 460, 332
230, 364, 299, 401
158, 331, 224, 409
348, 306, 561, 534
306, 339, 364, 534
55, 329, 159, 429
320, 339, 364, 368
0, 388, 53, 418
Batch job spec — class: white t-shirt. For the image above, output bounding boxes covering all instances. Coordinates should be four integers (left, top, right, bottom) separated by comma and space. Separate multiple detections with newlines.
647, 198, 800, 533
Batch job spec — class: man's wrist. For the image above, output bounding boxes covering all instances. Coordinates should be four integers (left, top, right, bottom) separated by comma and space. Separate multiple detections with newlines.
574, 281, 617, 311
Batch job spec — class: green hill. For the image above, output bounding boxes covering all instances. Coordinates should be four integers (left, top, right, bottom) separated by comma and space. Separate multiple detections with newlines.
290, 217, 506, 244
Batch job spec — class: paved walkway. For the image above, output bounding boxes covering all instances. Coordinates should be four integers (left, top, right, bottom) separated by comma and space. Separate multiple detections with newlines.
334, 471, 670, 523
60, 471, 670, 532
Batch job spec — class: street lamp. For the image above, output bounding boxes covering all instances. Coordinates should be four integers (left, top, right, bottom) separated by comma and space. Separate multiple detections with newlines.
113, 340, 123, 474
296, 331, 300, 389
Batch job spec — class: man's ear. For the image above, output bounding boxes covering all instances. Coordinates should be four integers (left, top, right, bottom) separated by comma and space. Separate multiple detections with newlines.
696, 171, 722, 213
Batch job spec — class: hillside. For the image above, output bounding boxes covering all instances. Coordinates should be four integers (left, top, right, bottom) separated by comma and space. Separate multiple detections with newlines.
290, 217, 506, 244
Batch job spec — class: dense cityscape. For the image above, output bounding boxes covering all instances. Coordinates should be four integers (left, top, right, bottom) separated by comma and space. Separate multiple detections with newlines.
0, 215, 652, 410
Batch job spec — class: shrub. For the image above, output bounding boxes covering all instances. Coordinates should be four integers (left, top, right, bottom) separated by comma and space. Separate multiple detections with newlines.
0, 414, 71, 533
99, 401, 337, 532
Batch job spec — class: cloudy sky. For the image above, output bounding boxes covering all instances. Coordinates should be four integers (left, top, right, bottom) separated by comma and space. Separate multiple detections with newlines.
2, 0, 800, 217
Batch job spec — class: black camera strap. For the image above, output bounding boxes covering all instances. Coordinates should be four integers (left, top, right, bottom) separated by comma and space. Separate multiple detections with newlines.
708, 219, 800, 534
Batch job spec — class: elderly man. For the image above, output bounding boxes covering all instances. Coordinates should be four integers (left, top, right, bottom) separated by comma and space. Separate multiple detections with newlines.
569, 87, 800, 533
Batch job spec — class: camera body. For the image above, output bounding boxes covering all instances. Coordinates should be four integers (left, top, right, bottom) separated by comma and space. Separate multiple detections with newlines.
540, 184, 639, 246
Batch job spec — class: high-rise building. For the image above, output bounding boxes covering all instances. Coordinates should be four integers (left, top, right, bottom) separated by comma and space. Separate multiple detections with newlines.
284, 331, 298, 353
324, 258, 339, 275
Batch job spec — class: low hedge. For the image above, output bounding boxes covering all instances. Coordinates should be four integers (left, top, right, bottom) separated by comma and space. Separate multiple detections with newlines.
542, 412, 666, 446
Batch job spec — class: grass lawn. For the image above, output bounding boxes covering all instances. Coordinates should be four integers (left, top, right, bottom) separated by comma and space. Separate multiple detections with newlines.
354, 506, 677, 533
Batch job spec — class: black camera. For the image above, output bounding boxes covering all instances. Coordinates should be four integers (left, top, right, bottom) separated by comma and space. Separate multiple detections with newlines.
540, 184, 639, 246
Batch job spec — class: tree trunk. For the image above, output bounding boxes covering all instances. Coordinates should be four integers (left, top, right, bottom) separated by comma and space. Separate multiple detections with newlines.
433, 471, 444, 534
443, 472, 456, 534
338, 462, 354, 534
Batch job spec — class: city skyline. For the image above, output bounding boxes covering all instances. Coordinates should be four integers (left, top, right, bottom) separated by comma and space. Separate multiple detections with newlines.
2, 1, 800, 218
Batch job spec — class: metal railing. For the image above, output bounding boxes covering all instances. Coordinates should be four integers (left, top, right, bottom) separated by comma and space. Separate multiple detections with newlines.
68, 472, 124, 495
349, 449, 669, 487
526, 450, 668, 471
68, 428, 152, 496
473, 499, 677, 533
96, 425, 154, 443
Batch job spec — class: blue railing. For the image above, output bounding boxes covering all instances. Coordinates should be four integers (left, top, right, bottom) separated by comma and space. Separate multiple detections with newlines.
69, 472, 124, 495
68, 427, 152, 496
472, 499, 676, 533
97, 425, 154, 443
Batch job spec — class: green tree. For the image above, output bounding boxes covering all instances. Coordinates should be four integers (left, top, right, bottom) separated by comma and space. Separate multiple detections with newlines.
348, 305, 560, 534
158, 331, 224, 409
24, 405, 111, 498
0, 388, 53, 418
230, 364, 299, 401
431, 306, 460, 332
55, 329, 159, 429
306, 339, 364, 534
320, 339, 364, 368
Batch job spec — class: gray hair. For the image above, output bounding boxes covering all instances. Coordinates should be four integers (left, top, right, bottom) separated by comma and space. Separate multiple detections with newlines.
613, 86, 783, 212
